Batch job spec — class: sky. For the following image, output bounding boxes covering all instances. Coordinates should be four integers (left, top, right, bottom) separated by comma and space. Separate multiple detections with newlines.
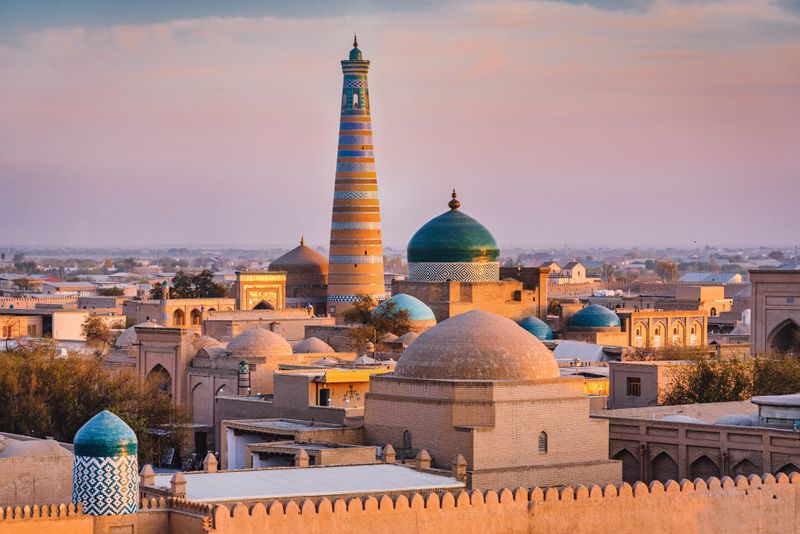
0, 0, 798, 249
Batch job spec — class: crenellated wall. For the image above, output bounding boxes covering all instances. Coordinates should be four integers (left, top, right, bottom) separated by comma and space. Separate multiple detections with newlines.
3, 474, 800, 533
207, 472, 800, 534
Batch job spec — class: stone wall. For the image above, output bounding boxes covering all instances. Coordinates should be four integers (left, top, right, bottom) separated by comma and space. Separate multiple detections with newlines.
0, 454, 74, 508
4, 474, 800, 533
206, 472, 800, 534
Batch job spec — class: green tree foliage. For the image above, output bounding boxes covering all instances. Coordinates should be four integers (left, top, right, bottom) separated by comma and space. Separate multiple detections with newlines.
342, 295, 412, 351
662, 355, 800, 406
654, 260, 678, 281
81, 316, 119, 349
0, 341, 189, 464
661, 359, 753, 405
149, 270, 227, 299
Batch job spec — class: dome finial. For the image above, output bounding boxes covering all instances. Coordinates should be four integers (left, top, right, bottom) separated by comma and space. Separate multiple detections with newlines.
353, 32, 358, 48
300, 235, 304, 246
448, 188, 460, 210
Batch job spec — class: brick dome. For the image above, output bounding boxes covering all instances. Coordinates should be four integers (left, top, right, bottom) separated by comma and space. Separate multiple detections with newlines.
394, 310, 559, 381
268, 242, 328, 276
226, 327, 292, 360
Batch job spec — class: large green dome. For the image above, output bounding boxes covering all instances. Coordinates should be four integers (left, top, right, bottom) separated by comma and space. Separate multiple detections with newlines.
407, 192, 499, 264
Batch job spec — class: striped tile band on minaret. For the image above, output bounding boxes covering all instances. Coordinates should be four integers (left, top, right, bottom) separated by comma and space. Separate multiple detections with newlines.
326, 35, 386, 319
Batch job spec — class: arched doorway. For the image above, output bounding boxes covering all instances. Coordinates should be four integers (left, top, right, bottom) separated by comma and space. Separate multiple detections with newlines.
190, 309, 202, 326
191, 383, 211, 426
172, 309, 185, 327
690, 455, 720, 480
769, 320, 800, 354
613, 449, 640, 484
147, 364, 172, 396
253, 300, 275, 310
651, 452, 679, 483
732, 458, 760, 478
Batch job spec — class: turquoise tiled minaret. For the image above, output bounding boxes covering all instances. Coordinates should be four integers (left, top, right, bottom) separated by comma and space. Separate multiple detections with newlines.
72, 410, 139, 515
326, 35, 386, 318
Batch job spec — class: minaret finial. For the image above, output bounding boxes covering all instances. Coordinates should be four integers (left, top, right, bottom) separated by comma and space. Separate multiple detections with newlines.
448, 189, 460, 210
300, 235, 305, 246
353, 33, 358, 48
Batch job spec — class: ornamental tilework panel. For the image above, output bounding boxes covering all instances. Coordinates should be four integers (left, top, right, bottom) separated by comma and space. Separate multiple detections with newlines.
408, 262, 500, 282
72, 454, 139, 516
328, 294, 386, 303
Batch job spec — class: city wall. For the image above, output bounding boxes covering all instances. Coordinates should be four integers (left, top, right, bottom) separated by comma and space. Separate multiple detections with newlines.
3, 473, 800, 533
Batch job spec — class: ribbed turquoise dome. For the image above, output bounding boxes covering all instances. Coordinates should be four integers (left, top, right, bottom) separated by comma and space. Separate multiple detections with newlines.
374, 294, 436, 322
517, 316, 554, 340
73, 410, 137, 457
407, 194, 499, 264
569, 304, 621, 329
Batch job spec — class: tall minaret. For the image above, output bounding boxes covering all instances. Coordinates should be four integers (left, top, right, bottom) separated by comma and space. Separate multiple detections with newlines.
326, 35, 386, 320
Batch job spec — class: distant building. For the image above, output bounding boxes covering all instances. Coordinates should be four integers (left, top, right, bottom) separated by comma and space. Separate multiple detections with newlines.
750, 269, 800, 355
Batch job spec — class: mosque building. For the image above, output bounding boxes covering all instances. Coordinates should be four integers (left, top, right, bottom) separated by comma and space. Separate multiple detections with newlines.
267, 237, 329, 315
326, 36, 386, 320
392, 191, 549, 323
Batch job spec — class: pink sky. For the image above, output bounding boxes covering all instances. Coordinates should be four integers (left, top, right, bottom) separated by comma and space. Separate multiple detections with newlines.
0, 1, 798, 248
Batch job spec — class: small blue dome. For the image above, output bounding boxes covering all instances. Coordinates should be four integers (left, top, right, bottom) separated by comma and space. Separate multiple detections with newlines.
374, 294, 436, 322
73, 410, 137, 457
349, 47, 363, 60
569, 304, 621, 329
517, 316, 553, 340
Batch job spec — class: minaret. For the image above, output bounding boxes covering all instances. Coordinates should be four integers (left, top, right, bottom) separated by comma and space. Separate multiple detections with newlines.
326, 35, 385, 319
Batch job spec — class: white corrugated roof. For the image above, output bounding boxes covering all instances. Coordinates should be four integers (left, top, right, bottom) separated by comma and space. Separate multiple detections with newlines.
152, 464, 464, 502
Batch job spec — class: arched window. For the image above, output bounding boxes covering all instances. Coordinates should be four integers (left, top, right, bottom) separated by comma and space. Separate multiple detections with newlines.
710, 307, 717, 317
173, 309, 185, 326
190, 309, 202, 326
538, 431, 548, 454
402, 429, 412, 459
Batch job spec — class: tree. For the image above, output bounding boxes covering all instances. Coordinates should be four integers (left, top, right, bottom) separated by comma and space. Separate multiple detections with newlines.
654, 260, 678, 282
0, 341, 189, 464
193, 269, 227, 298
768, 250, 785, 261
150, 281, 165, 300
753, 355, 800, 395
342, 295, 411, 351
13, 278, 32, 291
661, 359, 753, 405
171, 271, 195, 298
81, 316, 118, 349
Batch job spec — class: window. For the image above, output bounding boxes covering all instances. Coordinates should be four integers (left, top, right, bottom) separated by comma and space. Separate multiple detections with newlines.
710, 307, 717, 317
352, 92, 359, 108
626, 377, 641, 396
538, 431, 548, 454
2, 325, 11, 338
27, 324, 37, 336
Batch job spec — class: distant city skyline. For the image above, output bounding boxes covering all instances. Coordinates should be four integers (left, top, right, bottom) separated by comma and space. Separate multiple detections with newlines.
1, 0, 798, 248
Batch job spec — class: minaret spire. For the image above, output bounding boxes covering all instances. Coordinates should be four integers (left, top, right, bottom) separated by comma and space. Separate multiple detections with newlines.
326, 39, 384, 320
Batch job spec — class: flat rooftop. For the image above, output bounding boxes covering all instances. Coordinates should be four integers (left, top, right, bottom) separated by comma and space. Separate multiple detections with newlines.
597, 400, 756, 423
752, 394, 800, 407
227, 419, 344, 432
152, 464, 464, 502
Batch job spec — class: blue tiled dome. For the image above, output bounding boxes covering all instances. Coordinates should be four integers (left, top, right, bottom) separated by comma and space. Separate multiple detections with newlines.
569, 304, 621, 329
517, 316, 554, 340
73, 410, 137, 457
374, 294, 436, 322
407, 193, 499, 264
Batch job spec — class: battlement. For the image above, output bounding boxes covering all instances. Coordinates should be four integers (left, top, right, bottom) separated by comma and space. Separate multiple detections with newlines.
1, 473, 798, 533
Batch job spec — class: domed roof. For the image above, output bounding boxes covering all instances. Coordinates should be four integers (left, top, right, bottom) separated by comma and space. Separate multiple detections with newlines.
73, 410, 137, 457
407, 191, 499, 264
295, 337, 334, 354
0, 439, 71, 459
226, 327, 292, 359
373, 294, 436, 322
192, 335, 223, 352
517, 316, 554, 340
116, 321, 161, 348
394, 310, 559, 381
568, 304, 621, 329
397, 331, 419, 346
268, 239, 328, 275
349, 35, 362, 60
